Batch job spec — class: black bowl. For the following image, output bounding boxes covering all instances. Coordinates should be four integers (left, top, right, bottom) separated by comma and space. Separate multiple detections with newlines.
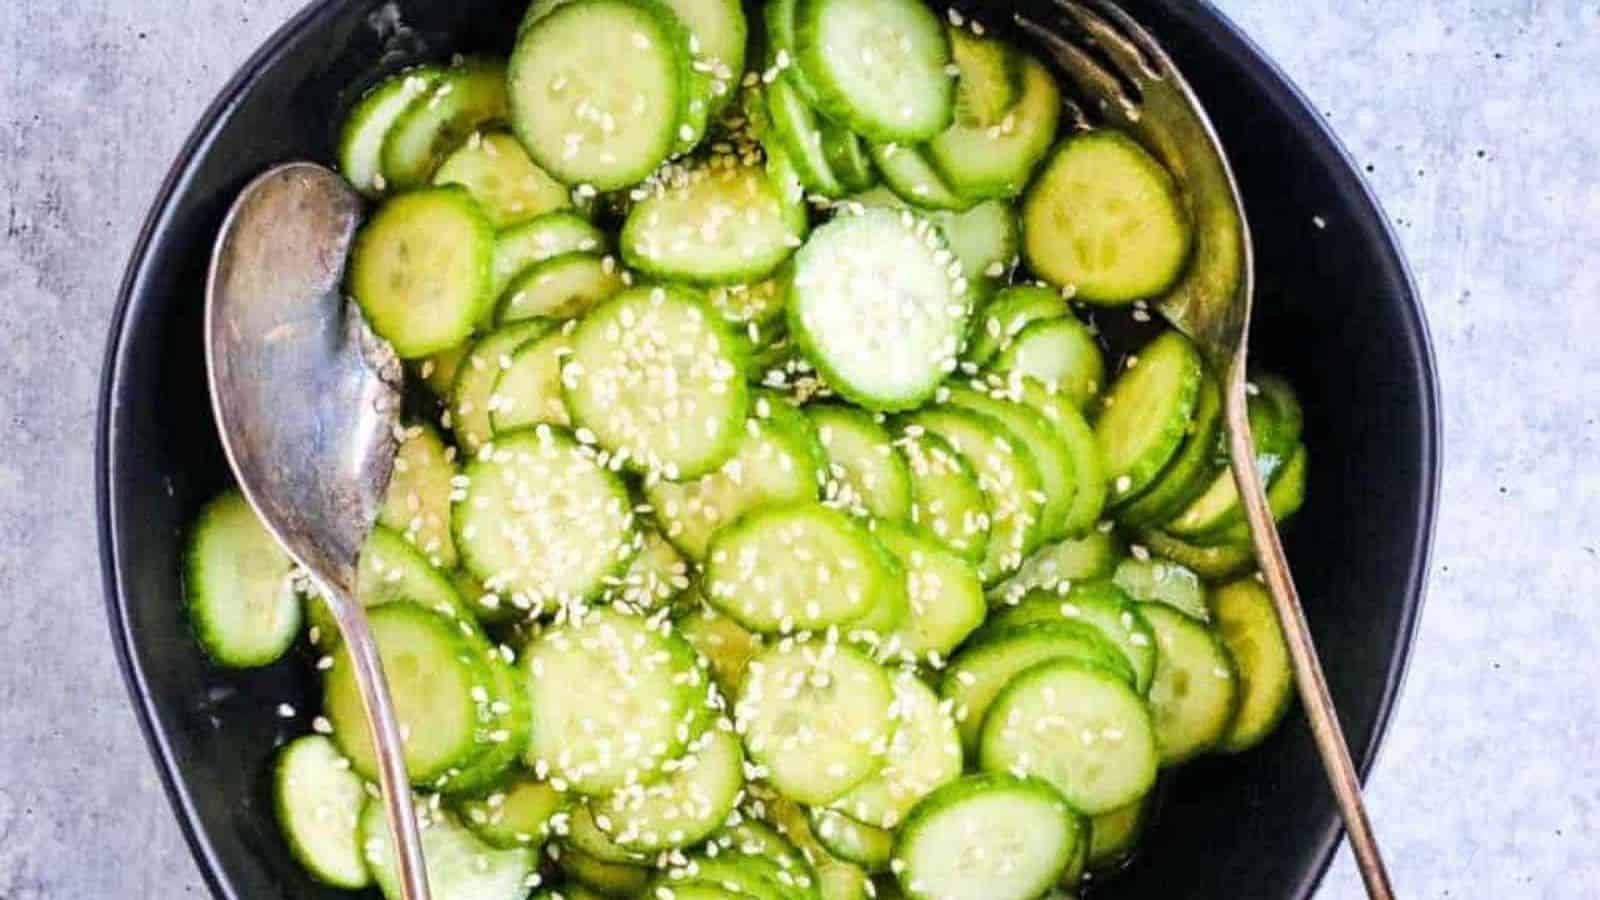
97, 1, 1440, 897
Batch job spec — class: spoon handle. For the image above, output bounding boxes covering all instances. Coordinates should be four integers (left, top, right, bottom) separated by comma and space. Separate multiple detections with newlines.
1222, 367, 1396, 900
318, 580, 432, 900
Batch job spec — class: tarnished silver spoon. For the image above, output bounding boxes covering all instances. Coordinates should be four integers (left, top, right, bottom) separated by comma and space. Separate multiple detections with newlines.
205, 162, 431, 900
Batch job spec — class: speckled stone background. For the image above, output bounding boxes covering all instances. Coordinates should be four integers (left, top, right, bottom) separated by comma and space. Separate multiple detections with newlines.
0, 0, 1595, 897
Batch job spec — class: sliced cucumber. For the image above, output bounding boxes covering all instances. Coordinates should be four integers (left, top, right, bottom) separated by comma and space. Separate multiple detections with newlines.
896, 429, 990, 563
988, 530, 1124, 607
602, 525, 692, 611
1007, 376, 1106, 535
1114, 556, 1209, 622
646, 393, 824, 560
1095, 330, 1204, 504
490, 327, 574, 434
830, 671, 962, 829
868, 142, 974, 212
735, 638, 896, 805
984, 582, 1158, 696
978, 659, 1158, 815
1163, 386, 1296, 541
1212, 577, 1294, 753
305, 524, 474, 646
325, 603, 493, 783
810, 808, 893, 872
704, 502, 901, 633
806, 404, 913, 520
940, 621, 1134, 753
766, 799, 876, 898
873, 521, 986, 665
767, 77, 845, 197
676, 600, 763, 698
793, 0, 953, 143
764, 0, 822, 104
436, 636, 535, 794
381, 58, 509, 190
710, 278, 788, 332
1087, 796, 1150, 871
565, 285, 750, 479
360, 800, 536, 900
900, 406, 1044, 583
509, 0, 688, 190
339, 67, 442, 195
1209, 443, 1308, 545
943, 386, 1077, 542
1141, 603, 1239, 765
274, 735, 370, 889
839, 189, 1024, 304
498, 252, 626, 323
1136, 529, 1256, 581
1021, 129, 1192, 303
433, 130, 571, 229
1115, 374, 1223, 529
185, 490, 298, 668
453, 426, 638, 608
665, 0, 747, 115
452, 319, 555, 454
893, 774, 1080, 900
557, 847, 652, 896
990, 315, 1106, 411
420, 342, 471, 400
820, 120, 878, 193
947, 25, 1022, 129
788, 208, 970, 411
379, 421, 459, 570
456, 774, 569, 850
593, 726, 745, 851
566, 801, 652, 865
926, 54, 1059, 201
523, 606, 708, 794
962, 284, 1067, 368
493, 212, 609, 301
350, 186, 494, 359
623, 162, 806, 284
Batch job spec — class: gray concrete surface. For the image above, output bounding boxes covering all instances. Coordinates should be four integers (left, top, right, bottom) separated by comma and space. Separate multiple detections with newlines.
1, 0, 1595, 897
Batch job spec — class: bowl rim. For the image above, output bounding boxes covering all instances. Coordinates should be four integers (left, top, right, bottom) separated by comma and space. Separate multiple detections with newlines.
95, 2, 1440, 898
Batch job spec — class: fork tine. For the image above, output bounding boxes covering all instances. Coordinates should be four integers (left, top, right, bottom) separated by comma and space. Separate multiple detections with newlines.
1059, 0, 1166, 84
1013, 11, 1140, 124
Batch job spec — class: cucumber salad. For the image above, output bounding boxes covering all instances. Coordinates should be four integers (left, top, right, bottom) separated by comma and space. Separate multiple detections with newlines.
185, 1, 1310, 898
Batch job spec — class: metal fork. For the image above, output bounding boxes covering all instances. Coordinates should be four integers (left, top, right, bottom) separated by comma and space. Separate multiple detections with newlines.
1013, 2, 1396, 897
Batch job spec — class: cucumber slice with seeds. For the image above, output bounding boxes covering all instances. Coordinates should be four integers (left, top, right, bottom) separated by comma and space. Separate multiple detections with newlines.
1022, 129, 1191, 303
873, 521, 987, 665
593, 726, 745, 851
1141, 603, 1239, 765
492, 212, 609, 301
456, 774, 569, 850
675, 599, 762, 695
830, 671, 962, 829
379, 421, 459, 570
764, 0, 822, 103
304, 525, 474, 647
940, 622, 1134, 754
1136, 529, 1256, 581
793, 0, 954, 143
896, 429, 990, 563
990, 316, 1106, 411
943, 386, 1078, 542
498, 252, 626, 323
869, 142, 974, 212
806, 404, 913, 520
602, 524, 692, 610
893, 774, 1080, 900
646, 393, 824, 560
704, 502, 901, 633
1115, 374, 1223, 529
490, 327, 575, 434
1211, 577, 1295, 753
452, 319, 554, 454
900, 406, 1044, 583
1087, 796, 1150, 871
988, 531, 1124, 607
947, 26, 1022, 129
382, 59, 510, 191
622, 162, 807, 284
510, 0, 688, 190
325, 603, 494, 783
963, 284, 1067, 368
185, 490, 299, 668
433, 131, 571, 229
983, 582, 1158, 696
453, 426, 638, 608
768, 77, 845, 197
567, 801, 652, 864
523, 607, 709, 794
1209, 442, 1308, 545
926, 54, 1059, 201
789, 208, 970, 412
1164, 386, 1295, 539
1007, 376, 1106, 535
558, 847, 652, 895
360, 800, 537, 900
565, 285, 750, 479
350, 186, 494, 359
274, 736, 371, 889
435, 634, 534, 795
978, 658, 1159, 816
851, 188, 1019, 306
1095, 330, 1204, 504
734, 637, 896, 805
821, 120, 878, 193
1114, 556, 1209, 621
810, 808, 893, 872
339, 67, 442, 196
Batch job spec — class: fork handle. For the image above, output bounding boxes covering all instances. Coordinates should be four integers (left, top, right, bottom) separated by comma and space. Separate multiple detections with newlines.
1222, 369, 1396, 900
319, 578, 433, 900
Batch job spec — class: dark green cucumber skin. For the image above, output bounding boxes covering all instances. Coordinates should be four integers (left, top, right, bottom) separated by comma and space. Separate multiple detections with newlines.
1116, 375, 1223, 530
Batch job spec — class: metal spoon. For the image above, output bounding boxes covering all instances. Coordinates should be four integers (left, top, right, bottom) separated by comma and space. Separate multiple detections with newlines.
1017, 3, 1395, 897
205, 162, 432, 900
